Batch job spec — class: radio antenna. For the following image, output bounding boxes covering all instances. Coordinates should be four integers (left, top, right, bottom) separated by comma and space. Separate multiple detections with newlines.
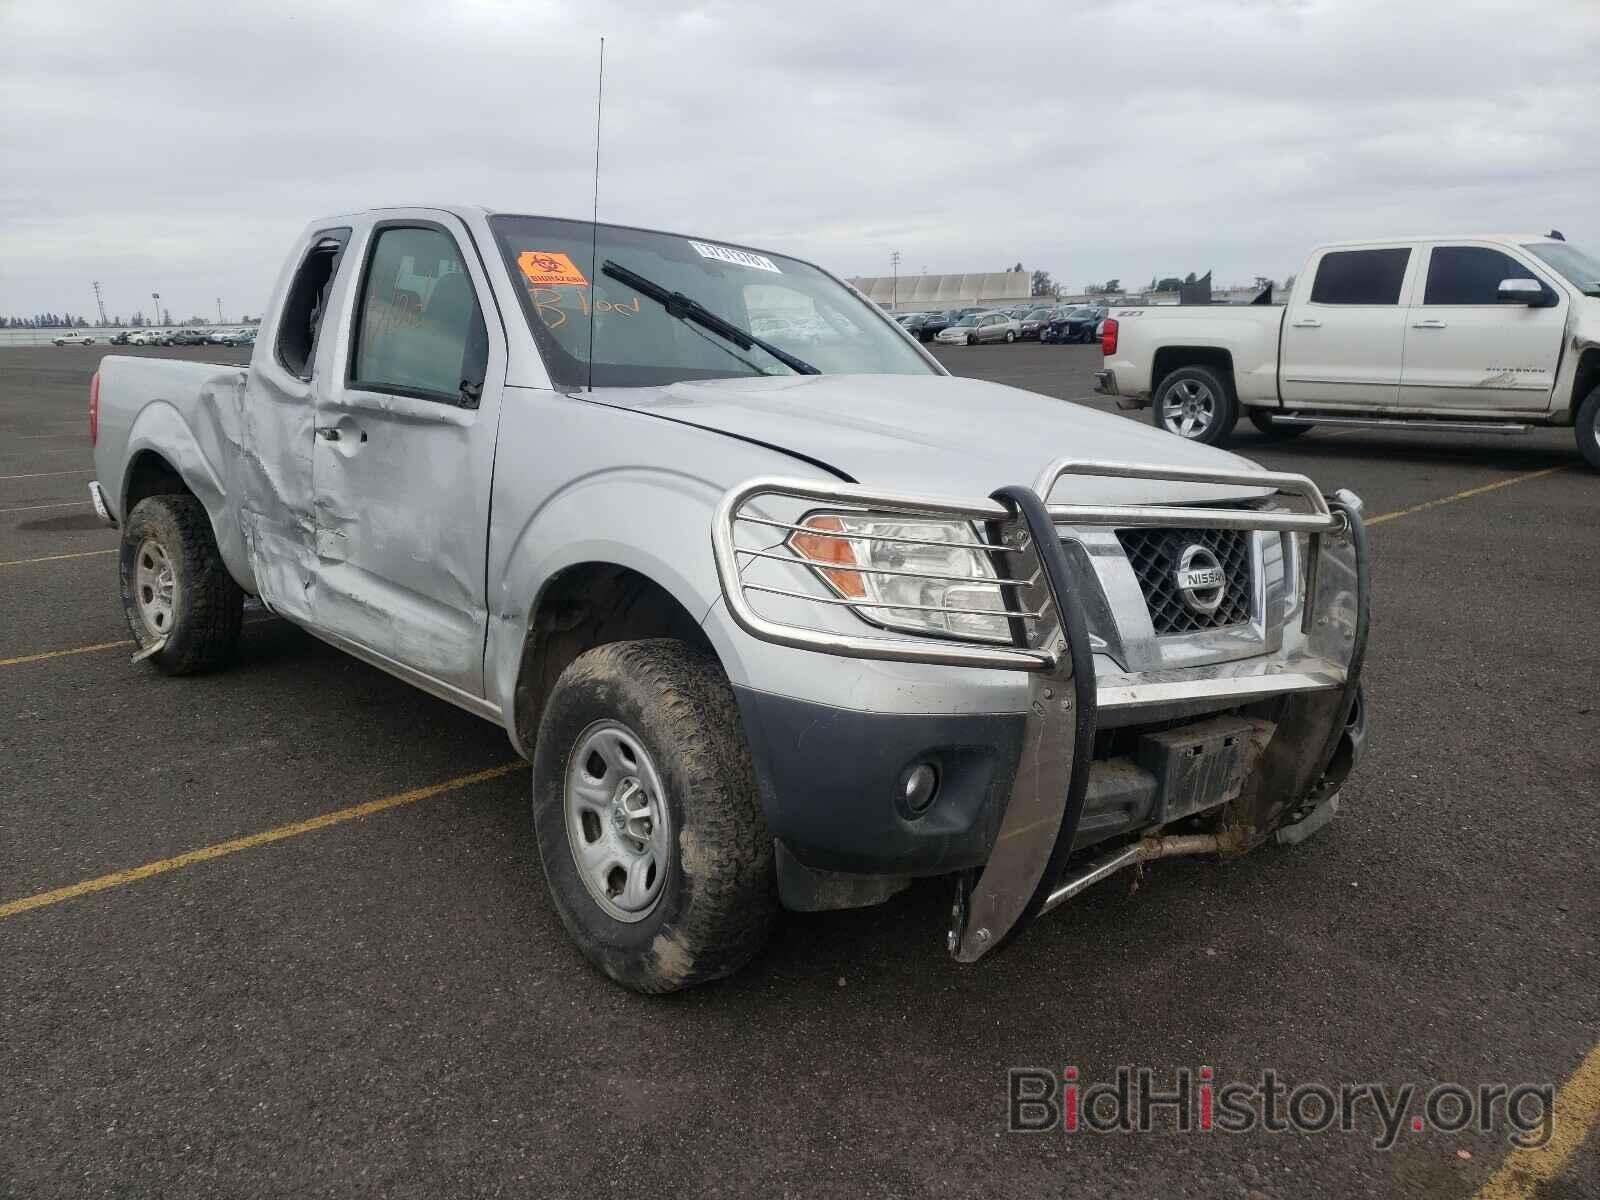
585, 36, 605, 393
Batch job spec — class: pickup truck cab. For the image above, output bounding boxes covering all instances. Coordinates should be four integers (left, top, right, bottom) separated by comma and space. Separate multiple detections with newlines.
1097, 234, 1600, 469
53, 331, 95, 346
89, 205, 1369, 992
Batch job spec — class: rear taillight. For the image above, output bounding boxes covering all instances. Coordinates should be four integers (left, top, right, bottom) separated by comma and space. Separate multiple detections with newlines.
89, 371, 100, 445
1100, 318, 1118, 357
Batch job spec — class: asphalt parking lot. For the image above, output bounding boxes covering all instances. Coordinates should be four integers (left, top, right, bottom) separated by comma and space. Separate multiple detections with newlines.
2, 341, 1596, 1198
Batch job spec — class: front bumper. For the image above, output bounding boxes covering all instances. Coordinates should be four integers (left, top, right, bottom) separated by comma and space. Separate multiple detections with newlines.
712, 460, 1369, 961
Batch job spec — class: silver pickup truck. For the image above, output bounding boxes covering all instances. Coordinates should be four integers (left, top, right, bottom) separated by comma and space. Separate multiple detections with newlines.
88, 205, 1369, 992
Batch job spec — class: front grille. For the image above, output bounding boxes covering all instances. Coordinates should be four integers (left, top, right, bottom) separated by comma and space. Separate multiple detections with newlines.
1115, 527, 1253, 635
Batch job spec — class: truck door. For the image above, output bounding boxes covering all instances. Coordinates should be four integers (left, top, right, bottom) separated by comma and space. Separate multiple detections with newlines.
308, 216, 506, 702
238, 227, 351, 627
1280, 245, 1416, 408
1398, 243, 1565, 412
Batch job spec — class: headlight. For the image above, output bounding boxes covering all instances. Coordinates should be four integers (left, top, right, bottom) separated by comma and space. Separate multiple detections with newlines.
787, 513, 1012, 643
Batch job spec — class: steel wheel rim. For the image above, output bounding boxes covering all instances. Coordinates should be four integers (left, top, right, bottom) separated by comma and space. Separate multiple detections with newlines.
1162, 379, 1217, 438
565, 719, 672, 923
133, 537, 178, 640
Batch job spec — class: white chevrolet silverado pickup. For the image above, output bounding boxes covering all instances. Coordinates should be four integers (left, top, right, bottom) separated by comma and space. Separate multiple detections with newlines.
87, 205, 1370, 992
1097, 233, 1600, 469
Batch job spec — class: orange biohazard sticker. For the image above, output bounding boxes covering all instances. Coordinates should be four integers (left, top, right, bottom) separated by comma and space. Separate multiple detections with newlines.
517, 251, 589, 287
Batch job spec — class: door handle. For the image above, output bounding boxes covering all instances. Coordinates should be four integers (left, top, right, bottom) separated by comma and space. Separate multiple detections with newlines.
1411, 319, 1447, 329
315, 426, 341, 441
1291, 318, 1322, 328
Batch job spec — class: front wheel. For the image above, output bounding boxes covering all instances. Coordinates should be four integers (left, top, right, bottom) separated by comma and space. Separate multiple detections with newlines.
531, 639, 776, 993
1153, 365, 1238, 446
966, 333, 977, 346
1005, 330, 1016, 343
1247, 408, 1310, 438
118, 495, 243, 674
1576, 384, 1600, 472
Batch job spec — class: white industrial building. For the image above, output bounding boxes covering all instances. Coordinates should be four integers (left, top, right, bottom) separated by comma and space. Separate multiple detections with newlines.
848, 270, 1032, 313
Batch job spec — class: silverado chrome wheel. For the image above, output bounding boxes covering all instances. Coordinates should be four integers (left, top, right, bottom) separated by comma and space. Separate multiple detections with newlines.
1162, 378, 1217, 439
565, 719, 671, 923
133, 537, 178, 639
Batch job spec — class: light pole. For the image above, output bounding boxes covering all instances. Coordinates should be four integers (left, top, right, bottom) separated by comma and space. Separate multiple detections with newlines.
890, 249, 901, 311
217, 298, 224, 324
152, 293, 161, 327
92, 281, 107, 325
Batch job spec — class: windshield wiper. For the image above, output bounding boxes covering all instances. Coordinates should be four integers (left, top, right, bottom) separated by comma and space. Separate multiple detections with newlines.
601, 260, 820, 376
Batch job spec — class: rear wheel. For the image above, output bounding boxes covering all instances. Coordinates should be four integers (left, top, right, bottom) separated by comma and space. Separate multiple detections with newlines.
1153, 365, 1238, 446
531, 639, 776, 993
1005, 330, 1016, 343
1576, 384, 1600, 472
118, 495, 243, 674
1247, 408, 1310, 438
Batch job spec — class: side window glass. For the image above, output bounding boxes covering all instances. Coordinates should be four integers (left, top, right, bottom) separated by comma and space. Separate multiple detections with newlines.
1424, 246, 1546, 305
1309, 249, 1411, 305
276, 229, 350, 380
352, 226, 488, 402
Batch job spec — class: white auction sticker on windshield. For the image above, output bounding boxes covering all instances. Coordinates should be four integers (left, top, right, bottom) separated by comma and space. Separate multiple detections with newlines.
688, 240, 782, 273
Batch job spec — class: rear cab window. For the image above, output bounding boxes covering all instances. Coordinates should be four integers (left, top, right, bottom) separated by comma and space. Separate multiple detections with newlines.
1308, 248, 1412, 305
276, 228, 352, 380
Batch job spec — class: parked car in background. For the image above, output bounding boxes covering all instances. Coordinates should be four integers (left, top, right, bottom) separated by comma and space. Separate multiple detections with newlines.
1097, 233, 1600, 468
52, 331, 95, 346
109, 332, 132, 346
88, 202, 1368, 993
161, 329, 209, 347
222, 328, 257, 347
1044, 306, 1107, 343
935, 311, 1019, 346
128, 330, 162, 346
1018, 306, 1056, 340
917, 311, 953, 339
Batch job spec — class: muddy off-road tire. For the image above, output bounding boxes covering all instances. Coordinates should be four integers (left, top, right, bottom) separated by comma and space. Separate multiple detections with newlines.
531, 639, 776, 993
118, 495, 243, 675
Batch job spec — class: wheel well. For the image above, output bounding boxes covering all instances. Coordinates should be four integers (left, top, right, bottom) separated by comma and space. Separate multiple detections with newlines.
512, 564, 715, 752
1152, 346, 1236, 397
122, 450, 192, 515
1570, 347, 1600, 419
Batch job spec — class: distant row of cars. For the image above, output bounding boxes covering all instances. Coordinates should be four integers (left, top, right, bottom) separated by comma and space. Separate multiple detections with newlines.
68, 327, 260, 348
893, 303, 1108, 347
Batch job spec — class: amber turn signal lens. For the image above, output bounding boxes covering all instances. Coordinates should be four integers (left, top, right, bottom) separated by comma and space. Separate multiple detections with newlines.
788, 515, 867, 599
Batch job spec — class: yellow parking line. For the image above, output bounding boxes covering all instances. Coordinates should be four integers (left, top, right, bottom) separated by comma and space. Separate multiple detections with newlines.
1474, 1043, 1600, 1199
1366, 467, 1565, 527
0, 548, 115, 568
0, 640, 131, 668
0, 763, 524, 920
0, 469, 94, 480
0, 500, 91, 513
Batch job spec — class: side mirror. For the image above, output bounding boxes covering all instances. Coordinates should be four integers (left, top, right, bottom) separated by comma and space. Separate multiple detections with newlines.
1497, 278, 1548, 306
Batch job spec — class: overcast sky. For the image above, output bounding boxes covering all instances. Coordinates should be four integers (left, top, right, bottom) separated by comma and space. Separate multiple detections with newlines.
2, 0, 1597, 321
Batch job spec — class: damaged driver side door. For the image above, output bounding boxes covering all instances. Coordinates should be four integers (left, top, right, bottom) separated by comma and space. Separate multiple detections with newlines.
308, 216, 505, 705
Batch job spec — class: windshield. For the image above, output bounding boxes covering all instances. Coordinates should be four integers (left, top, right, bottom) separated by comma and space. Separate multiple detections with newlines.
489, 215, 937, 388
955, 315, 978, 327
1025, 308, 1051, 319
1524, 242, 1600, 295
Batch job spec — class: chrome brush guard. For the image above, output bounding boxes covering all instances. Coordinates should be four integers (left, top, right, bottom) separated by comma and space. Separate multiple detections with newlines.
711, 459, 1363, 963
